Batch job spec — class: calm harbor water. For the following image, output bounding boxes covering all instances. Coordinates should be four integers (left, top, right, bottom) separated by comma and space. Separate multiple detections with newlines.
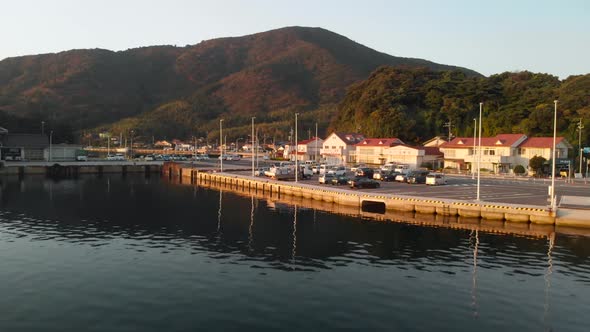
0, 174, 589, 331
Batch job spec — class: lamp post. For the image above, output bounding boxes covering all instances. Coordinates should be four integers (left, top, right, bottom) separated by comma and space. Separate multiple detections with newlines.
295, 113, 299, 183
315, 122, 318, 162
251, 117, 255, 176
107, 133, 110, 157
476, 103, 483, 201
550, 100, 558, 211
472, 118, 476, 180
220, 119, 224, 172
577, 118, 584, 175
129, 130, 134, 160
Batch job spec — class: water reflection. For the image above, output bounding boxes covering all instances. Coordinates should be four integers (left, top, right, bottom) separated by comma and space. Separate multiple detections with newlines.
0, 175, 590, 331
544, 232, 555, 330
470, 230, 479, 318
0, 175, 589, 279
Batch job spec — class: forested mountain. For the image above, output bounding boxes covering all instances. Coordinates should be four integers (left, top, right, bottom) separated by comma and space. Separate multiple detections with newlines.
0, 26, 478, 143
330, 67, 590, 146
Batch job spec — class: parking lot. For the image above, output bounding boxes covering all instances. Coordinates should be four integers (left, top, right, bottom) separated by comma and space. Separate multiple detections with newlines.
189, 159, 590, 207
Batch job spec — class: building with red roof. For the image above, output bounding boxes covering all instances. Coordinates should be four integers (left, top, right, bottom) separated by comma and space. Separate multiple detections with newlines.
320, 132, 365, 165
285, 137, 324, 161
439, 134, 571, 174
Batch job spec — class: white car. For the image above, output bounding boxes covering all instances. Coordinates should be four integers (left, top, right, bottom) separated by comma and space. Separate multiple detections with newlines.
254, 167, 270, 176
328, 166, 346, 176
426, 173, 447, 185
319, 173, 335, 184
106, 154, 125, 161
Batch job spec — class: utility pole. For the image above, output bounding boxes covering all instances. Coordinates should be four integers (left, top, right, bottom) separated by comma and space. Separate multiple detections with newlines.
578, 118, 584, 175
295, 113, 299, 183
315, 122, 318, 162
252, 117, 255, 176
444, 120, 454, 142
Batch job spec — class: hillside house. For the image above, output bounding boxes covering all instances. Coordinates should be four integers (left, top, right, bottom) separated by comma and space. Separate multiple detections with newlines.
440, 134, 572, 173
320, 132, 364, 165
352, 138, 405, 165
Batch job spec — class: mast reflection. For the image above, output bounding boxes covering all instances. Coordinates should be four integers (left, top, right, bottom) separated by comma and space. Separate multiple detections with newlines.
543, 232, 555, 329
470, 229, 479, 318
249, 194, 255, 253
292, 204, 298, 269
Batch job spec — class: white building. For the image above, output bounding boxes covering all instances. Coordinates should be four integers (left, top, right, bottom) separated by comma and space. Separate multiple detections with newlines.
352, 137, 443, 169
320, 132, 364, 165
353, 138, 404, 165
290, 137, 324, 161
440, 134, 572, 173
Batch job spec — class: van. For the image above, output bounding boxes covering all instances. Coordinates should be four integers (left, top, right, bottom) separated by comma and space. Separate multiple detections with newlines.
426, 173, 446, 185
394, 164, 410, 174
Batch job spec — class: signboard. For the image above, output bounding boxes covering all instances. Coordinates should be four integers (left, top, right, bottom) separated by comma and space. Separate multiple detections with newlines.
584, 147, 590, 154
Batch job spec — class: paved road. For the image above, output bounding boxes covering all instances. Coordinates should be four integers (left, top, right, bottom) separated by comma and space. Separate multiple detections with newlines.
187, 159, 589, 207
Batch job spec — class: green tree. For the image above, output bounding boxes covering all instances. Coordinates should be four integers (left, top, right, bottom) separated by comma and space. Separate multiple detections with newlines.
529, 156, 547, 176
513, 165, 526, 175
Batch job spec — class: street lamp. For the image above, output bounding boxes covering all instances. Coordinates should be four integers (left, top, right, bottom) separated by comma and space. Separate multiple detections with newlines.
550, 100, 558, 212
315, 122, 318, 162
295, 113, 299, 182
476, 103, 483, 201
252, 117, 255, 176
472, 118, 476, 180
41, 121, 45, 136
130, 130, 135, 160
577, 118, 584, 175
220, 119, 224, 172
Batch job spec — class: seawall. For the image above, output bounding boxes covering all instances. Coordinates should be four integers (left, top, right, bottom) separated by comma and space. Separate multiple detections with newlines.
161, 163, 563, 226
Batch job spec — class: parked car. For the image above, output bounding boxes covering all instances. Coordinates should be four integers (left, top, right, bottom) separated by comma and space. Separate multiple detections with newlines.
426, 173, 447, 185
395, 173, 408, 182
312, 164, 320, 174
106, 154, 125, 161
331, 175, 350, 185
299, 165, 314, 179
328, 166, 347, 176
350, 163, 366, 172
254, 167, 270, 177
349, 177, 380, 189
406, 170, 430, 184
381, 171, 399, 182
355, 167, 374, 178
373, 169, 385, 180
319, 173, 335, 184
144, 155, 155, 161
76, 155, 88, 161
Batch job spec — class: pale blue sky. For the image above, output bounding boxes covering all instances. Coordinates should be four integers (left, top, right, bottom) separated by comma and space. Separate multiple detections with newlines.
2, 0, 588, 78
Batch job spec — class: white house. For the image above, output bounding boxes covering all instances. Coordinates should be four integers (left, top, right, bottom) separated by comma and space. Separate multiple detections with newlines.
440, 134, 572, 173
353, 138, 405, 165
320, 132, 364, 165
290, 137, 324, 161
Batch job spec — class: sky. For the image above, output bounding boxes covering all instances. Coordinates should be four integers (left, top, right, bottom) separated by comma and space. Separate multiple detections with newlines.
2, 0, 589, 78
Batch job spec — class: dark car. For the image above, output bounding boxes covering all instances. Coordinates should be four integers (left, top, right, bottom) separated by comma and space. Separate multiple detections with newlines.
381, 171, 400, 182
355, 167, 374, 178
349, 177, 380, 189
406, 170, 430, 184
331, 176, 350, 185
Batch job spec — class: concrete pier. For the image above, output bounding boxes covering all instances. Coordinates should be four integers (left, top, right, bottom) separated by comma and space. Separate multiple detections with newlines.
183, 170, 565, 226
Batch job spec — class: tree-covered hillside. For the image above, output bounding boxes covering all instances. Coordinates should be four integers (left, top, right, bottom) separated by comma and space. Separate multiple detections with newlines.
0, 27, 480, 143
330, 67, 590, 146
